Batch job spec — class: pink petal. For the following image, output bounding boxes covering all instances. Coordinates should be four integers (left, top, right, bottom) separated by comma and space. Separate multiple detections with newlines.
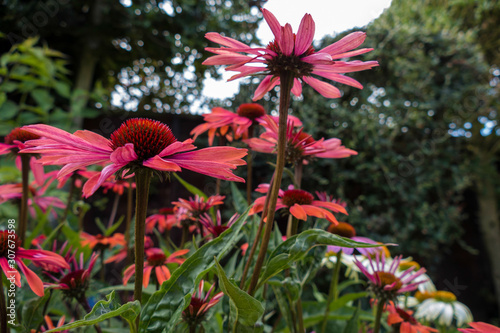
318, 32, 367, 56
261, 8, 282, 43
312, 200, 348, 215
73, 130, 111, 150
0, 258, 21, 287
291, 78, 303, 96
82, 163, 123, 198
205, 32, 250, 49
295, 13, 315, 56
302, 76, 341, 98
252, 75, 279, 101
312, 71, 363, 89
30, 157, 45, 187
17, 260, 45, 297
228, 66, 267, 81
203, 54, 254, 66
110, 144, 137, 164
122, 265, 135, 285
302, 205, 339, 224
279, 23, 294, 56
143, 156, 182, 172
330, 48, 374, 60
302, 53, 333, 65
158, 140, 195, 157
143, 265, 154, 288
289, 204, 308, 221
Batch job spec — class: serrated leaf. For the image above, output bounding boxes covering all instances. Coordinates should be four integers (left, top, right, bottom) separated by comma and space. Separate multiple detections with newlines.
214, 258, 264, 332
257, 229, 387, 290
172, 173, 207, 199
138, 206, 250, 333
45, 291, 140, 332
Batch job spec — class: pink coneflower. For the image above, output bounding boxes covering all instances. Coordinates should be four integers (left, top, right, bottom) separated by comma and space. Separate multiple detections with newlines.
0, 230, 69, 297
80, 232, 126, 251
249, 184, 347, 224
79, 170, 135, 195
203, 8, 378, 100
386, 302, 437, 333
172, 195, 225, 221
198, 211, 239, 239
190, 104, 303, 146
20, 118, 247, 197
0, 127, 40, 155
182, 280, 224, 327
104, 236, 154, 264
145, 208, 180, 234
47, 251, 98, 307
355, 254, 426, 302
122, 248, 189, 288
33, 315, 71, 333
326, 222, 379, 256
246, 115, 357, 165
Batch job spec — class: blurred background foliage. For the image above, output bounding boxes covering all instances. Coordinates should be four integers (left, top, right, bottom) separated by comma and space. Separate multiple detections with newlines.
0, 0, 499, 323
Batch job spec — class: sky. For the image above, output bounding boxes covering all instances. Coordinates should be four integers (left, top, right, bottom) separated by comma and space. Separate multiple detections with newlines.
201, 0, 392, 100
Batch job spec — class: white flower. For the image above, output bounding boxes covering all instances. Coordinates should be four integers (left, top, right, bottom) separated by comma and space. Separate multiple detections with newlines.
415, 291, 473, 327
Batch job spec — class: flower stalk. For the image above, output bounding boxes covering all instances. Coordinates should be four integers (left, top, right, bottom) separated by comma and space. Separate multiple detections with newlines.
0, 275, 9, 333
133, 169, 152, 306
373, 297, 386, 333
321, 250, 342, 333
18, 154, 30, 243
248, 72, 294, 296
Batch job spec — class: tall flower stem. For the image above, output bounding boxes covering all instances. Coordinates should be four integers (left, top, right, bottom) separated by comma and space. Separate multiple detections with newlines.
125, 179, 134, 266
373, 298, 386, 333
246, 125, 255, 205
248, 72, 294, 296
108, 192, 121, 228
240, 172, 275, 289
18, 154, 30, 243
321, 250, 342, 333
0, 276, 9, 333
61, 173, 77, 222
133, 169, 152, 306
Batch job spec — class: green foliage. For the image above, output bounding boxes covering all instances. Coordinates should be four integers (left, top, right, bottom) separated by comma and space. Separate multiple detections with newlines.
214, 258, 264, 332
44, 291, 141, 332
139, 206, 250, 333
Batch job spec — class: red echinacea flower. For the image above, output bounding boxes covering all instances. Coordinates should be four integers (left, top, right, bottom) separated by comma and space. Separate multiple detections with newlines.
386, 303, 437, 333
0, 127, 40, 155
0, 230, 69, 297
249, 184, 347, 224
203, 8, 378, 100
198, 211, 239, 239
172, 194, 225, 221
182, 280, 224, 326
20, 118, 247, 197
80, 232, 126, 251
246, 115, 357, 165
123, 248, 189, 288
327, 222, 379, 256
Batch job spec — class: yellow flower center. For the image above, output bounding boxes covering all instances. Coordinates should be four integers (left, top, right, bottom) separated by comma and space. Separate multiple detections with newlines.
433, 290, 457, 302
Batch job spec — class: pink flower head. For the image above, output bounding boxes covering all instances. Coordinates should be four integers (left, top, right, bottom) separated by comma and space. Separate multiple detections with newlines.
0, 230, 69, 297
203, 8, 378, 100
354, 253, 427, 302
246, 115, 357, 165
172, 194, 225, 221
123, 248, 189, 288
20, 118, 247, 197
198, 211, 239, 239
46, 251, 98, 300
146, 208, 179, 234
0, 127, 40, 155
249, 184, 347, 224
190, 104, 303, 146
182, 280, 224, 326
459, 322, 500, 333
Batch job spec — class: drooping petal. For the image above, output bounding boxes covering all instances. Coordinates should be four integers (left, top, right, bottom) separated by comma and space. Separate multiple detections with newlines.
302, 76, 341, 98
294, 13, 315, 56
17, 260, 45, 297
143, 265, 154, 288
252, 75, 279, 101
110, 143, 137, 165
289, 204, 308, 221
122, 265, 135, 285
301, 53, 333, 65
312, 71, 363, 89
82, 163, 123, 197
143, 156, 182, 172
291, 78, 303, 96
205, 32, 251, 49
318, 31, 367, 56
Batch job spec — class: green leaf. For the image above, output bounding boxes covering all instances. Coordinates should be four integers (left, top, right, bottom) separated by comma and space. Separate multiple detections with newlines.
172, 173, 207, 199
257, 229, 386, 290
343, 305, 360, 333
54, 81, 71, 98
31, 89, 54, 111
0, 82, 18, 93
21, 289, 51, 330
138, 206, 250, 333
45, 291, 140, 332
230, 181, 248, 213
214, 258, 264, 332
0, 100, 19, 120
105, 216, 125, 236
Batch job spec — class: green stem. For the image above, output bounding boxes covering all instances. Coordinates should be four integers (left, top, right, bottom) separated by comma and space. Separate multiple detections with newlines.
61, 173, 77, 222
240, 172, 276, 289
296, 298, 305, 333
321, 250, 342, 333
180, 224, 189, 249
373, 298, 386, 333
0, 275, 9, 333
107, 192, 121, 228
125, 179, 134, 266
133, 170, 152, 306
248, 72, 294, 296
294, 162, 303, 189
18, 154, 30, 244
246, 125, 255, 205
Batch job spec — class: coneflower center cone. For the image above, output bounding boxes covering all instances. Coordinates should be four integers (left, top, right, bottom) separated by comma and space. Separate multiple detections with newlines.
328, 222, 356, 239
266, 39, 315, 77
0, 230, 20, 257
110, 118, 177, 162
236, 103, 266, 120
282, 189, 314, 207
